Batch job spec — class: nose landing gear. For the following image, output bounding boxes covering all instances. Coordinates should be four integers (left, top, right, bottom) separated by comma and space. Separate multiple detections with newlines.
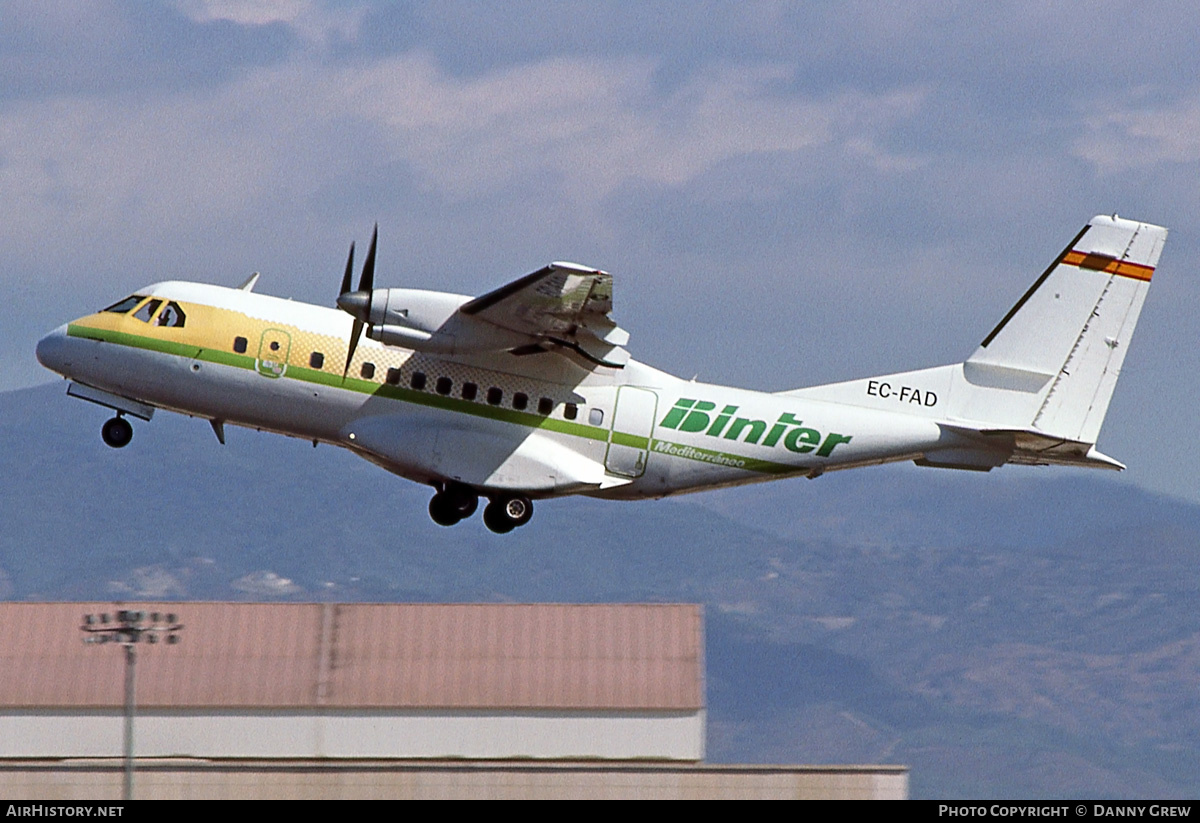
101, 416, 133, 449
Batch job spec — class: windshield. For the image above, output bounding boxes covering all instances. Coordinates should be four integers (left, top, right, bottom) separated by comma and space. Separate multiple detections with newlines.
100, 295, 147, 314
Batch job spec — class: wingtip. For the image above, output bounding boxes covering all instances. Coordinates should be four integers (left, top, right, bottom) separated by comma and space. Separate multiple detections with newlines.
550, 261, 608, 276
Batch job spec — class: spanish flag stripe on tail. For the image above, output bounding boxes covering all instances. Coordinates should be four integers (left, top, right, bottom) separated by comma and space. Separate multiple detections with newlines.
1061, 249, 1154, 281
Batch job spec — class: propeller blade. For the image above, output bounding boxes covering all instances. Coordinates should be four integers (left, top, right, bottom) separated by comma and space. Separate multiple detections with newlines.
339, 241, 355, 299
341, 225, 378, 379
344, 318, 364, 379
358, 224, 378, 293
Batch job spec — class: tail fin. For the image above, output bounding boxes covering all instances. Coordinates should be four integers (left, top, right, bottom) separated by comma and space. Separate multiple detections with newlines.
959, 214, 1166, 443
781, 215, 1167, 469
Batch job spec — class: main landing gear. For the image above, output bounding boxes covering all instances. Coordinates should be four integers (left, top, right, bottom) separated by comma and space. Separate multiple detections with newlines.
482, 496, 533, 534
101, 416, 133, 448
428, 483, 478, 526
428, 483, 533, 533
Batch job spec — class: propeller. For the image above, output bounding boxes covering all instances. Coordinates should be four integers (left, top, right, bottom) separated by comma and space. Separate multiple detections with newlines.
339, 241, 355, 299
336, 224, 378, 379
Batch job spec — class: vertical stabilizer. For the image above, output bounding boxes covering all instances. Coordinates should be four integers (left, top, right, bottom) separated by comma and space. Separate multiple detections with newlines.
778, 214, 1166, 470
963, 214, 1166, 442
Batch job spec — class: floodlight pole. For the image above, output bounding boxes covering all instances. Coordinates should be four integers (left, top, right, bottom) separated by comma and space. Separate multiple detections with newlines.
81, 609, 183, 802
123, 643, 135, 801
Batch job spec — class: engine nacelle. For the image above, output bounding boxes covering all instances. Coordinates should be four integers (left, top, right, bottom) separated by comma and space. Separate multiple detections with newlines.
365, 288, 531, 354
366, 288, 471, 333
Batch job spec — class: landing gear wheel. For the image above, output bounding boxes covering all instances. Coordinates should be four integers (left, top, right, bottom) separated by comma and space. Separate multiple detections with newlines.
483, 502, 514, 534
483, 496, 533, 534
101, 417, 133, 449
504, 495, 533, 527
429, 493, 462, 527
447, 484, 478, 518
429, 484, 479, 526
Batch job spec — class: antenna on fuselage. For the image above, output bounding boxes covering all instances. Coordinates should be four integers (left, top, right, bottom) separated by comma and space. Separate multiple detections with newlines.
238, 272, 260, 292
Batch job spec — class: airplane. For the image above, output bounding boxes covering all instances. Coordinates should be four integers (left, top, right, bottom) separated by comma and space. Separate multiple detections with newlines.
36, 214, 1167, 534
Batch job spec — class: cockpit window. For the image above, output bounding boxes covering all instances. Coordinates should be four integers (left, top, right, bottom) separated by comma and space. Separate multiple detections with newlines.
156, 301, 186, 328
132, 299, 164, 323
101, 295, 146, 314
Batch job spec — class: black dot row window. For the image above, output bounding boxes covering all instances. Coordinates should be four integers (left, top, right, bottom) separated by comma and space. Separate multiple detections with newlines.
235, 338, 581, 420
406, 370, 576, 418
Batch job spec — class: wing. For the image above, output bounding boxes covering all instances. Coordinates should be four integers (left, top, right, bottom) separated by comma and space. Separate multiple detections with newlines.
460, 262, 630, 368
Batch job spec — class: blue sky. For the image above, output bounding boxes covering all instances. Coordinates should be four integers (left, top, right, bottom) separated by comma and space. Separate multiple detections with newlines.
3, 0, 1199, 501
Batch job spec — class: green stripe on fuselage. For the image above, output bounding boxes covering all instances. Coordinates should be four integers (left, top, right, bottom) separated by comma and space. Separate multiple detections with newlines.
67, 323, 609, 442
67, 323, 815, 475
611, 430, 649, 449
68, 324, 203, 360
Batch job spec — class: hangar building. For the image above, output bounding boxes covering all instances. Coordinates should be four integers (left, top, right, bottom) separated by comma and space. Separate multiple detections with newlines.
0, 602, 906, 799
0, 602, 703, 760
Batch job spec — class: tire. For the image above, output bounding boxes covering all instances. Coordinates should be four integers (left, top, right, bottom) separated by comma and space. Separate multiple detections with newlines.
101, 417, 133, 449
445, 484, 478, 518
483, 496, 533, 533
482, 501, 516, 534
428, 493, 462, 527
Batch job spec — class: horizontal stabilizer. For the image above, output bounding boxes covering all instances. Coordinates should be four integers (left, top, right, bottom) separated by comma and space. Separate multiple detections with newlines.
994, 428, 1126, 471
927, 423, 1126, 471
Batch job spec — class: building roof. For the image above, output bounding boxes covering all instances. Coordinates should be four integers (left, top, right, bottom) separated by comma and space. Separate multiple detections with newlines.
0, 602, 703, 710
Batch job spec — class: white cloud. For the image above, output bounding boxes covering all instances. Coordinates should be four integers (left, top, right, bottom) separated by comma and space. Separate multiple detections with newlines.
172, 0, 361, 38
0, 92, 283, 244
232, 569, 303, 596
106, 565, 187, 598
0, 52, 926, 256
1073, 93, 1200, 174
174, 0, 310, 26
356, 57, 925, 201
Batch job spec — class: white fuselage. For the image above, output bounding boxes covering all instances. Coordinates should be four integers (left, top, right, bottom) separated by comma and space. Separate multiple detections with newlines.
36, 280, 950, 502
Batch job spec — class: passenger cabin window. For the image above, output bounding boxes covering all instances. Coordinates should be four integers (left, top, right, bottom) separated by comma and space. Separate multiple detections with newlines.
436, 377, 452, 395
564, 403, 578, 420
538, 397, 554, 415
513, 392, 528, 411
487, 387, 503, 405
310, 352, 325, 369
102, 296, 145, 314
132, 299, 163, 323
589, 408, 604, 426
462, 382, 478, 401
360, 362, 375, 379
233, 336, 248, 354
411, 372, 426, 390
387, 367, 402, 385
156, 301, 186, 328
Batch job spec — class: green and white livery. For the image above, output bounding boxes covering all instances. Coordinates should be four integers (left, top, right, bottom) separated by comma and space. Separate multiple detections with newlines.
37, 215, 1167, 533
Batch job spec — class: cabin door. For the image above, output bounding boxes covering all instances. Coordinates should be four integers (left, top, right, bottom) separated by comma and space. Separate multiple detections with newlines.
605, 386, 658, 478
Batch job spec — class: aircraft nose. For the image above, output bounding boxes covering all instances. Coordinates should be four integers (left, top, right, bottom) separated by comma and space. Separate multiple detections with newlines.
35, 324, 72, 375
